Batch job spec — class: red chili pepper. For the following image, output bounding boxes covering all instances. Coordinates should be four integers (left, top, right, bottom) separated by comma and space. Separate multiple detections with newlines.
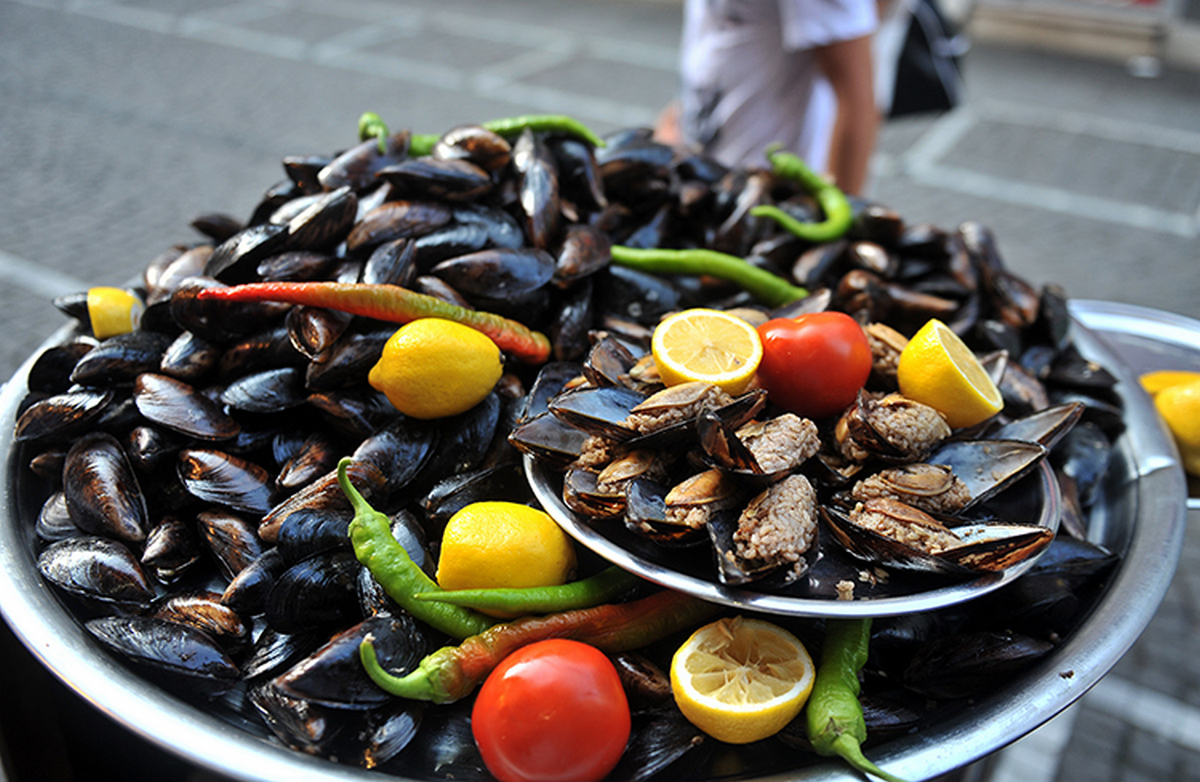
359, 589, 723, 703
195, 282, 551, 364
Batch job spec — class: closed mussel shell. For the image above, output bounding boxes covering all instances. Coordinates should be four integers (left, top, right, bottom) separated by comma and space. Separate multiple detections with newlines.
432, 124, 512, 172
221, 547, 287, 616
85, 615, 240, 698
287, 305, 354, 361
197, 508, 267, 582
135, 373, 241, 440
126, 425, 187, 474
37, 535, 155, 610
148, 590, 251, 656
271, 612, 430, 709
276, 432, 342, 492
430, 247, 555, 299
345, 200, 453, 255
170, 276, 289, 345
63, 432, 149, 544
70, 331, 174, 388
14, 388, 116, 444
276, 508, 351, 564
178, 449, 274, 516
304, 327, 393, 393
141, 516, 202, 582
205, 222, 290, 283
27, 338, 98, 394
285, 185, 357, 252
37, 491, 79, 542
265, 549, 362, 635
219, 324, 308, 379
159, 331, 222, 382
375, 158, 493, 202
221, 367, 309, 413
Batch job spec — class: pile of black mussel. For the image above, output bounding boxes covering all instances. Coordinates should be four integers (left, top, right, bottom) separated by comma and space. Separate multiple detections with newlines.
12, 119, 1125, 780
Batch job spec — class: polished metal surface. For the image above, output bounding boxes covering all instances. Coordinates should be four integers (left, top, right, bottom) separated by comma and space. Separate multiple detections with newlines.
0, 308, 1187, 782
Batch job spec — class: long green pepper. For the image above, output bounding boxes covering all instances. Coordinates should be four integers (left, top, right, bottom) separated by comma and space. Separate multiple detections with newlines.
750, 145, 854, 243
806, 618, 909, 782
408, 114, 606, 157
412, 565, 643, 615
609, 245, 809, 308
338, 457, 494, 640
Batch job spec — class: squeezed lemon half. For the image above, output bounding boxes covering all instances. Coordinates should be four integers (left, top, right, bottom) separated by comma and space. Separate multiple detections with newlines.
670, 616, 815, 744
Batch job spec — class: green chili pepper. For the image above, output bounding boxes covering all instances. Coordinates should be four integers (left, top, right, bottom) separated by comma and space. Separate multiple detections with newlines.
358, 111, 390, 154
338, 457, 495, 640
609, 245, 809, 308
360, 589, 722, 703
806, 618, 909, 782
412, 565, 642, 615
407, 113, 606, 158
749, 145, 853, 243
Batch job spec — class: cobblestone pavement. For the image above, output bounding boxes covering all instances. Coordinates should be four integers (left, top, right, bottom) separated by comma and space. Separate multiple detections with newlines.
1, 0, 1198, 780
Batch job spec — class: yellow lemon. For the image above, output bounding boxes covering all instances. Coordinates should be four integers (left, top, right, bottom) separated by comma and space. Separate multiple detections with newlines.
670, 616, 815, 745
436, 502, 576, 605
896, 318, 1003, 429
86, 287, 143, 339
1154, 377, 1200, 451
1140, 370, 1200, 397
368, 318, 503, 420
651, 309, 763, 395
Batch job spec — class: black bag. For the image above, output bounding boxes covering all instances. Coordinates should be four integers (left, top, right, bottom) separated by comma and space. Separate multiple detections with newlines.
888, 0, 968, 118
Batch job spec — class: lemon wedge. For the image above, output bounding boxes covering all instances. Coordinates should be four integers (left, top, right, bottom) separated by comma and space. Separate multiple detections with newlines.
651, 309, 763, 395
896, 318, 1003, 429
86, 287, 143, 339
1140, 370, 1200, 397
670, 616, 815, 744
1153, 377, 1200, 451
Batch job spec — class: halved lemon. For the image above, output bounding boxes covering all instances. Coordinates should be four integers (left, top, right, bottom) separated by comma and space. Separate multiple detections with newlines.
670, 616, 815, 744
896, 318, 1003, 429
651, 309, 763, 395
1154, 377, 1200, 451
1140, 370, 1200, 397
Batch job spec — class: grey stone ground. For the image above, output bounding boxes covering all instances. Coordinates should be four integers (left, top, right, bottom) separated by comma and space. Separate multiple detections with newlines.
0, 0, 1198, 780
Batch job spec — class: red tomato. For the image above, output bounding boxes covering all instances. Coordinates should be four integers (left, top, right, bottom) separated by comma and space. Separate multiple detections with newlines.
755, 312, 872, 419
471, 638, 631, 782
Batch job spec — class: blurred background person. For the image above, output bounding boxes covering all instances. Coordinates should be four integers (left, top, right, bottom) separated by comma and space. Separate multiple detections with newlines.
656, 0, 880, 196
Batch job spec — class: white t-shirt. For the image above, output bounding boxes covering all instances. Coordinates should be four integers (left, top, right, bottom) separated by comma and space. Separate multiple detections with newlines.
678, 0, 878, 172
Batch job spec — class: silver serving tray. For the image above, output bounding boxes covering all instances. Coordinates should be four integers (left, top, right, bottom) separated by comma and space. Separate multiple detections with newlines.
528, 448, 1059, 618
0, 305, 1188, 782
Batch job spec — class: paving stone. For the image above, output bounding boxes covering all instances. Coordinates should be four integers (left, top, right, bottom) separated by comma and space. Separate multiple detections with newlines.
2, 4, 1199, 782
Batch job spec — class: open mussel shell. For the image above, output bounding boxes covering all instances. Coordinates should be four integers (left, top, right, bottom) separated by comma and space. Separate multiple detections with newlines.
925, 438, 1049, 512
707, 508, 813, 586
623, 387, 768, 453
819, 503, 1055, 576
548, 384, 643, 441
819, 505, 975, 576
986, 401, 1085, 451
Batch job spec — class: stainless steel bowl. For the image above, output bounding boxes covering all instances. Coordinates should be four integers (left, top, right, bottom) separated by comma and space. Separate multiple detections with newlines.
0, 307, 1187, 782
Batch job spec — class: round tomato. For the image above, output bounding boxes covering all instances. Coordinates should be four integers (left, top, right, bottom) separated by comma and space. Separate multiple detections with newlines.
471, 638, 631, 782
755, 312, 872, 419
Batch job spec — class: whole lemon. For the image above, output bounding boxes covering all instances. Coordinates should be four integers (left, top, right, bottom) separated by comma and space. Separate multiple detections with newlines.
437, 502, 576, 609
368, 318, 503, 420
